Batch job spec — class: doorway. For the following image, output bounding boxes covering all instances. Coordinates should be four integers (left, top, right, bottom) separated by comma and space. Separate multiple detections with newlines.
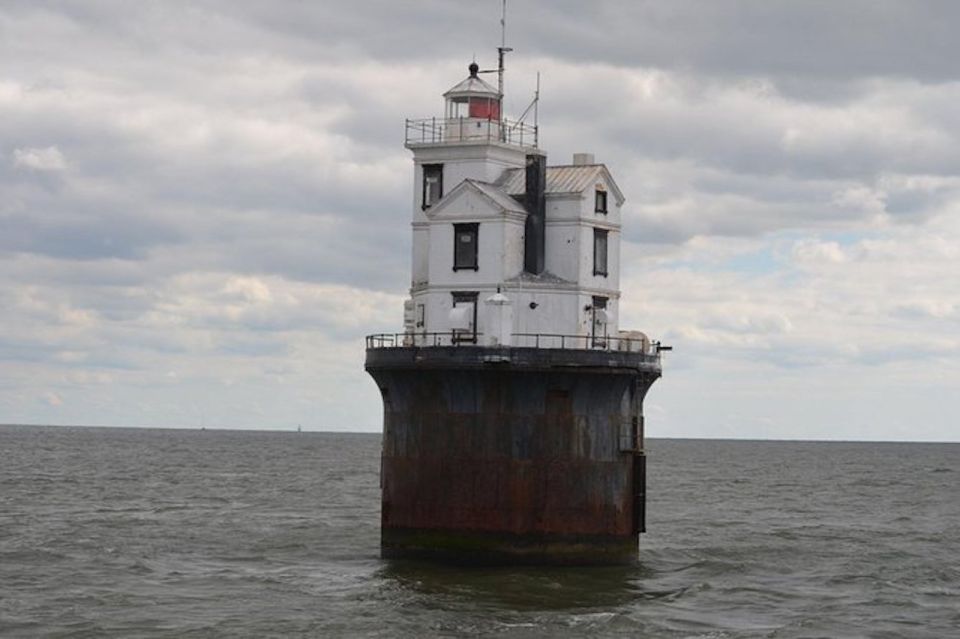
591, 296, 608, 347
451, 292, 478, 344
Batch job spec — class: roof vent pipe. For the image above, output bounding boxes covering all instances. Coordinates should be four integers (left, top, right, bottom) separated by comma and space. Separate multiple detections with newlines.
573, 152, 595, 166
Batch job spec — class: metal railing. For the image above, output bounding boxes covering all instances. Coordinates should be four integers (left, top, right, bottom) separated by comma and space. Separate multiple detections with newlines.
511, 333, 662, 355
405, 117, 538, 148
366, 332, 481, 348
366, 332, 665, 356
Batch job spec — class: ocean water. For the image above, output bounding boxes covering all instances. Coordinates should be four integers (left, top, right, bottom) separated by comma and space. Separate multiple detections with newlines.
0, 425, 957, 638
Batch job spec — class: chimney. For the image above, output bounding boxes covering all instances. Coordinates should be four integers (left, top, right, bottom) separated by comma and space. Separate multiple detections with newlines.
523, 153, 547, 275
572, 152, 595, 166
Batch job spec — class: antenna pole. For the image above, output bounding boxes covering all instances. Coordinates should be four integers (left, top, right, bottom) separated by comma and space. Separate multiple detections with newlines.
534, 71, 540, 131
498, 0, 507, 99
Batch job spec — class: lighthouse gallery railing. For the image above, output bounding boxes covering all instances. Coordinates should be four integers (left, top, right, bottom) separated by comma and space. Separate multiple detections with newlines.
365, 332, 665, 357
405, 117, 539, 148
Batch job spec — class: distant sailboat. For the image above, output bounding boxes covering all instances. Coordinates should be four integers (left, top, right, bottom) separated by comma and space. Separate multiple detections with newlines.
297, 424, 302, 433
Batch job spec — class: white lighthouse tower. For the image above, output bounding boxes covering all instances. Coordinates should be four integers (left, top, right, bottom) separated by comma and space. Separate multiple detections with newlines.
403, 62, 630, 350
366, 56, 663, 564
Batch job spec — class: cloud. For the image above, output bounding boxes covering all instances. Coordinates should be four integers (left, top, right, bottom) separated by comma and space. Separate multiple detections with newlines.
1, 1, 959, 440
13, 146, 67, 171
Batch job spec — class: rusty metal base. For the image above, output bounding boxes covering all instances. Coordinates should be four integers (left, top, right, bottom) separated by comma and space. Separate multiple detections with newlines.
368, 345, 660, 566
382, 527, 639, 566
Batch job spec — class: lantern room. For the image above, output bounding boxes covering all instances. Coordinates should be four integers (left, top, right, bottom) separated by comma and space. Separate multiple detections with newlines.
443, 62, 501, 120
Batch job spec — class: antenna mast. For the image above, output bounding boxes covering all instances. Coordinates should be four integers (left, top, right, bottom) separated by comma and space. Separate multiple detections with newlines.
497, 0, 512, 102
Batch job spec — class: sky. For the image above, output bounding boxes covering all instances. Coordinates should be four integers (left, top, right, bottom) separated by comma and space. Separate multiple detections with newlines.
2, 1, 959, 441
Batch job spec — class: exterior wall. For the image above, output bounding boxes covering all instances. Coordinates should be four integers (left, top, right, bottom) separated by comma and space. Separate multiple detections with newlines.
576, 292, 620, 340
543, 195, 582, 282
407, 143, 626, 341
411, 285, 618, 345
505, 287, 579, 340
412, 285, 581, 342
411, 226, 429, 287
367, 346, 660, 564
501, 216, 525, 280
578, 176, 623, 226
409, 142, 527, 217
578, 223, 621, 293
426, 216, 526, 289
441, 116, 502, 143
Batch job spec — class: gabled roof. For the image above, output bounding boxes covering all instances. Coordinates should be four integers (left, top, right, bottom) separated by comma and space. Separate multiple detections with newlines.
427, 179, 526, 219
468, 180, 526, 214
495, 164, 626, 205
504, 270, 575, 286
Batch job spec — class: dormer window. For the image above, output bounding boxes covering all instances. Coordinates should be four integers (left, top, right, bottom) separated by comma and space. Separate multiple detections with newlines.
595, 188, 608, 214
423, 164, 443, 209
453, 223, 479, 271
593, 228, 608, 277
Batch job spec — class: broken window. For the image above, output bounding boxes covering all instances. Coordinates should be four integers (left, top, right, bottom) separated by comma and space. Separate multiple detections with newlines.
595, 188, 608, 214
422, 164, 443, 209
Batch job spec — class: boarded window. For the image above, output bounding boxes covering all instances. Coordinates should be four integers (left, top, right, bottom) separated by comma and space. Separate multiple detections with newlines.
593, 228, 608, 276
422, 164, 443, 209
454, 223, 479, 271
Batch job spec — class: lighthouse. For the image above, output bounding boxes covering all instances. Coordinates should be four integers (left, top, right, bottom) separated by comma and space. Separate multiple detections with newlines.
365, 59, 664, 564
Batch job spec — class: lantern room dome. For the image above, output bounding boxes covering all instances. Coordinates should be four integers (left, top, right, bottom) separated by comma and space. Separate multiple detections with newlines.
443, 62, 501, 121
443, 63, 501, 100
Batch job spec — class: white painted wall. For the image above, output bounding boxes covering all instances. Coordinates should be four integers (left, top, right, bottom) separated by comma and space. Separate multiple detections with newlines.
411, 226, 429, 287
404, 135, 626, 345
409, 142, 527, 216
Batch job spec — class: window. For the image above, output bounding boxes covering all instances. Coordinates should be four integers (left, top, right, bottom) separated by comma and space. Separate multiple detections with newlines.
595, 188, 608, 214
422, 164, 443, 209
593, 228, 608, 276
453, 223, 479, 271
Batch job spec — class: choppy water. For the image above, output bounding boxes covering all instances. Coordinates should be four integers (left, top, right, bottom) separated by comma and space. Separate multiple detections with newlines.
0, 425, 957, 638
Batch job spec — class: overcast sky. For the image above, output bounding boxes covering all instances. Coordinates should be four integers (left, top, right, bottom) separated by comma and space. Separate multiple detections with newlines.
2, 1, 959, 441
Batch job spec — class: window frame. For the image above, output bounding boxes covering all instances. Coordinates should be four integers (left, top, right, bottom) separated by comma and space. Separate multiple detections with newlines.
453, 223, 479, 272
593, 228, 609, 277
451, 291, 479, 344
591, 295, 608, 347
595, 188, 608, 215
422, 163, 443, 210
415, 303, 425, 329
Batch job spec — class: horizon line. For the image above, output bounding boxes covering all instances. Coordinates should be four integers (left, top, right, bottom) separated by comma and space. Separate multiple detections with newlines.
1, 422, 957, 445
